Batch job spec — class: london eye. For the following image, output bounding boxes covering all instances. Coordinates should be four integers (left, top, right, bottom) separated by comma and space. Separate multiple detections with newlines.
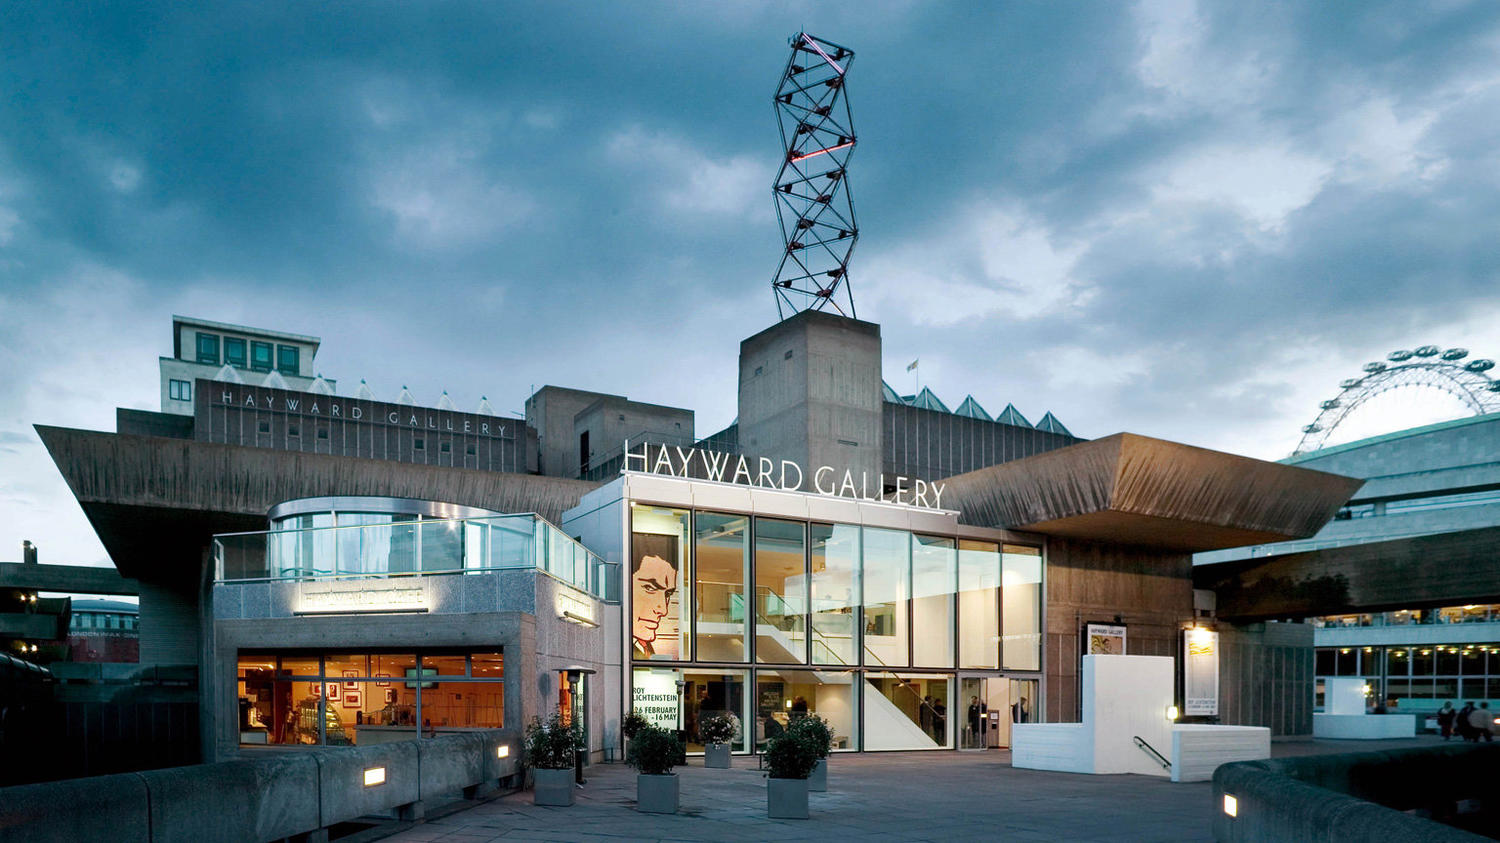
1293, 346, 1500, 455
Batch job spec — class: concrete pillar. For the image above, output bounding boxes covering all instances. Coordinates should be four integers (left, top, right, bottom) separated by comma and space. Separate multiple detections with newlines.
737, 311, 883, 479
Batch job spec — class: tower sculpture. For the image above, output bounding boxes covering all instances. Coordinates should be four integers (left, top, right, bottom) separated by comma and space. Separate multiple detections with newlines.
770, 33, 859, 319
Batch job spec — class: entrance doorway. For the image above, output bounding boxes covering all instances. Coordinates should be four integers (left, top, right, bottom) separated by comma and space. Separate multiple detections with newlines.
958, 675, 1039, 749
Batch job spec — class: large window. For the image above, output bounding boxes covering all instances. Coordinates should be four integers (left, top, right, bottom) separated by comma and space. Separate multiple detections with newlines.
695, 512, 749, 662
754, 518, 806, 664
862, 528, 910, 668
196, 332, 220, 365
169, 379, 192, 402
633, 666, 749, 754
810, 523, 860, 665
864, 672, 952, 750
912, 535, 955, 668
1001, 545, 1042, 671
755, 668, 857, 752
958, 540, 1000, 669
277, 344, 300, 375
251, 341, 273, 372
224, 337, 247, 368
630, 505, 690, 660
237, 650, 503, 746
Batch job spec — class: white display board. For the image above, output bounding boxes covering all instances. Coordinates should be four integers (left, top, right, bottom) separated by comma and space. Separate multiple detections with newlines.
1183, 628, 1219, 716
631, 670, 680, 730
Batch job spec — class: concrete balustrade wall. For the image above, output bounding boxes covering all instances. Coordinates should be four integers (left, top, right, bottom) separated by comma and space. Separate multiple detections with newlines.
1213, 744, 1500, 842
0, 729, 520, 843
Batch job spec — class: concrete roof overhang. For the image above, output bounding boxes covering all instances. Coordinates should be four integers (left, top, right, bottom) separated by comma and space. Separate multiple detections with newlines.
941, 433, 1364, 553
36, 425, 600, 582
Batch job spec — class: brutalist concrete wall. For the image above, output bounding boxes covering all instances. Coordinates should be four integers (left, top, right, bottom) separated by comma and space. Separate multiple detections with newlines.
738, 311, 883, 481
1218, 621, 1314, 738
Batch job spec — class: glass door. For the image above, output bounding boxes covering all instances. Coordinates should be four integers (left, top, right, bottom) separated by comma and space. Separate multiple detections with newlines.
958, 674, 1004, 749
996, 677, 1038, 747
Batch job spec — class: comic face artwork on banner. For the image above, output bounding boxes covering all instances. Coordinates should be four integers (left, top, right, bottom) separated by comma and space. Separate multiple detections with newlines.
632, 531, 681, 659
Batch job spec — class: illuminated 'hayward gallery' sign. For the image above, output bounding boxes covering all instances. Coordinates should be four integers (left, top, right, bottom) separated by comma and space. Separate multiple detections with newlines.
624, 445, 949, 510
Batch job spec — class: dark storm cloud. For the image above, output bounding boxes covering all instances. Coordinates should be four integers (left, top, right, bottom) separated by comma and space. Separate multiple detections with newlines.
2, 2, 1499, 565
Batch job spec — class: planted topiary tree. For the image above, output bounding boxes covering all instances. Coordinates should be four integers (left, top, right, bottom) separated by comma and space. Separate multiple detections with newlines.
525, 710, 584, 806
622, 710, 650, 740
627, 725, 683, 814
763, 729, 819, 819
698, 714, 737, 769
787, 715, 834, 791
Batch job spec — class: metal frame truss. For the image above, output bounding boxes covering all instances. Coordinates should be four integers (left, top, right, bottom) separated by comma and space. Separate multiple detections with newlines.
771, 32, 859, 320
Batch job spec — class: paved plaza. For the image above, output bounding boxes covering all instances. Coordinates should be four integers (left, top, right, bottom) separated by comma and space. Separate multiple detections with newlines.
378, 737, 1448, 843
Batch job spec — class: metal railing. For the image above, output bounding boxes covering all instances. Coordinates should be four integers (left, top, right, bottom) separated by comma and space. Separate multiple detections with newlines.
213, 513, 618, 602
1134, 735, 1171, 771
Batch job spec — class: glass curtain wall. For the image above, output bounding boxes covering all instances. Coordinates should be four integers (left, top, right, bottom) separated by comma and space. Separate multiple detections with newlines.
630, 506, 691, 660
958, 540, 1000, 669
810, 523, 860, 665
754, 518, 807, 664
1002, 545, 1043, 671
912, 535, 956, 668
695, 512, 750, 662
862, 528, 910, 668
627, 505, 1044, 752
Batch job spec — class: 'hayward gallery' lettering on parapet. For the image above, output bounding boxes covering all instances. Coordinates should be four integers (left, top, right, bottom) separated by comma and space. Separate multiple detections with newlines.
625, 445, 949, 510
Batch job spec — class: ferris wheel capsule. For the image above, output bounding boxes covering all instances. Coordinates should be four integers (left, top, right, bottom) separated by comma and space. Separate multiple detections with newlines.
1320, 399, 1341, 410
1387, 350, 1414, 362
1363, 362, 1387, 373
1466, 359, 1495, 373
1415, 345, 1441, 357
1339, 378, 1361, 389
1442, 348, 1469, 361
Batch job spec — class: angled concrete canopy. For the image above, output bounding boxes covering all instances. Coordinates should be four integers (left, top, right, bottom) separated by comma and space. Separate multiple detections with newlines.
941, 433, 1364, 552
36, 426, 600, 580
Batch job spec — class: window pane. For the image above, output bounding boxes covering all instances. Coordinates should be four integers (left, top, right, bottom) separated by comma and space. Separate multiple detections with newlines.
630, 506, 690, 661
1001, 545, 1042, 671
958, 540, 1000, 669
754, 518, 807, 664
864, 672, 951, 749
352, 680, 419, 743
912, 535, 955, 668
251, 341, 273, 371
862, 528, 909, 668
810, 523, 859, 665
471, 652, 504, 679
422, 654, 465, 676
278, 655, 320, 677
325, 653, 368, 680
224, 338, 246, 368
277, 345, 300, 376
420, 519, 463, 572
196, 332, 219, 365
754, 668, 857, 752
1412, 648, 1434, 675
1437, 646, 1460, 676
422, 679, 502, 730
683, 668, 749, 753
695, 512, 749, 662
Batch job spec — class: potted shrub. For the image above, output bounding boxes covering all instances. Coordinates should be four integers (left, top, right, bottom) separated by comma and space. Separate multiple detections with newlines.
763, 729, 818, 819
627, 725, 683, 814
621, 709, 649, 759
788, 714, 833, 791
525, 710, 583, 807
698, 714, 736, 768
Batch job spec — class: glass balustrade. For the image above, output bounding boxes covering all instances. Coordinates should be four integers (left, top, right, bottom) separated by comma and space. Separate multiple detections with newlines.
214, 513, 618, 602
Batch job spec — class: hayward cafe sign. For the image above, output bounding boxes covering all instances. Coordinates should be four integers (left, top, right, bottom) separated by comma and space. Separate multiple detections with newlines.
624, 446, 949, 510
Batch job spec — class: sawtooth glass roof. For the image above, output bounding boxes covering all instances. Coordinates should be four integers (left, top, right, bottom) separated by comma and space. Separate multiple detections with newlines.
879, 381, 1069, 434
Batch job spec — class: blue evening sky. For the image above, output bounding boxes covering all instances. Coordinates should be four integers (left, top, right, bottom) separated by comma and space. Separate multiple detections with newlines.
2, 2, 1499, 565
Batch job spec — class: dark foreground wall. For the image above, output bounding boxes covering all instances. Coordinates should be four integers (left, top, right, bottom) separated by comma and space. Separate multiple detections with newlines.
0, 729, 518, 843
1217, 622, 1314, 738
1213, 744, 1500, 842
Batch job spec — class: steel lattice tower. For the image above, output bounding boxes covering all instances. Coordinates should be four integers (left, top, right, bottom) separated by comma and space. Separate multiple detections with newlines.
771, 33, 858, 320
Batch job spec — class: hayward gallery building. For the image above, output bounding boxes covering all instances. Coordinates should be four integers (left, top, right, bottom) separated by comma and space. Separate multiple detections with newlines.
37, 310, 1361, 766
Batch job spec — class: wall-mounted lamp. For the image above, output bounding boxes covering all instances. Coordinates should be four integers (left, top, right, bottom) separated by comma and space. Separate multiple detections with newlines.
559, 611, 599, 628
1223, 794, 1238, 817
1166, 705, 1179, 722
363, 766, 386, 787
497, 745, 510, 759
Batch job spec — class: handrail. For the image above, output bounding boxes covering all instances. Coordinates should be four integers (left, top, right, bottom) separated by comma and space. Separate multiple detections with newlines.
1133, 735, 1171, 771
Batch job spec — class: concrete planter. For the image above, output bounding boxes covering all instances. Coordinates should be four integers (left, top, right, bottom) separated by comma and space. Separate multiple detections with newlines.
767, 776, 809, 819
808, 758, 828, 792
636, 773, 679, 814
704, 742, 731, 769
533, 768, 574, 807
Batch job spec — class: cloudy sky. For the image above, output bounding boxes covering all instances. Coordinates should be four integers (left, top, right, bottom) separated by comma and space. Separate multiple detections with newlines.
3, 2, 1500, 566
